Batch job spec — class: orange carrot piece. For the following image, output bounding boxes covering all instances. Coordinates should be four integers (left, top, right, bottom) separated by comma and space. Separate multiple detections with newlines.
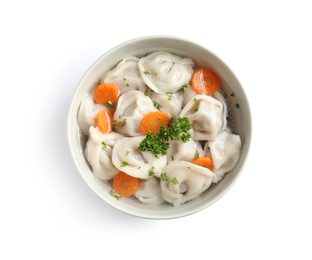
94, 83, 119, 105
191, 69, 220, 95
192, 157, 214, 171
97, 110, 112, 133
140, 111, 170, 134
112, 171, 140, 197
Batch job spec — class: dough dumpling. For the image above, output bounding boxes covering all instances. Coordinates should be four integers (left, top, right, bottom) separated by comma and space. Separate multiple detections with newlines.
138, 51, 194, 94
113, 90, 157, 136
85, 126, 124, 180
204, 130, 241, 183
134, 177, 165, 205
101, 57, 146, 94
78, 93, 108, 135
180, 94, 224, 141
166, 138, 203, 163
160, 161, 214, 206
150, 90, 183, 119
112, 136, 167, 179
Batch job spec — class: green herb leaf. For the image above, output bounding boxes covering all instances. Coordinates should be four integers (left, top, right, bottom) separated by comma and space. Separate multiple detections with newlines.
109, 190, 121, 200
144, 70, 151, 75
182, 83, 190, 91
161, 172, 168, 181
138, 132, 170, 158
120, 161, 128, 167
105, 101, 117, 113
165, 92, 173, 101
102, 141, 107, 148
112, 118, 127, 128
138, 117, 191, 157
148, 166, 155, 177
153, 100, 162, 110
194, 150, 199, 159
171, 177, 179, 185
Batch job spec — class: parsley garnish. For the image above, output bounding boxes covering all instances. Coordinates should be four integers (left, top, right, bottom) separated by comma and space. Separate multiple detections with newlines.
182, 83, 190, 91
165, 92, 173, 101
138, 117, 191, 157
120, 161, 128, 167
161, 173, 168, 181
235, 104, 240, 108
105, 101, 117, 113
171, 177, 179, 185
102, 141, 107, 148
144, 70, 151, 75
230, 92, 235, 97
109, 190, 121, 200
112, 118, 127, 128
148, 166, 155, 177
153, 100, 162, 110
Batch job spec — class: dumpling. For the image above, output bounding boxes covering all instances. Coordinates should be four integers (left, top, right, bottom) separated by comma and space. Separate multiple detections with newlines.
138, 51, 194, 94
182, 84, 197, 107
112, 136, 167, 179
101, 57, 146, 94
78, 93, 108, 135
204, 130, 241, 183
160, 161, 215, 206
134, 177, 165, 205
85, 126, 124, 180
166, 138, 204, 163
112, 90, 157, 136
150, 90, 183, 119
179, 94, 224, 141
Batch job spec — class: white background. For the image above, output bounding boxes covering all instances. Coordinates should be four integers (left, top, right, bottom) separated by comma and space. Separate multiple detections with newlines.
1, 0, 311, 259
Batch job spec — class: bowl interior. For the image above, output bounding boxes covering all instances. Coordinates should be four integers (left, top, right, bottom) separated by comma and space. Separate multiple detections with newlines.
67, 36, 252, 219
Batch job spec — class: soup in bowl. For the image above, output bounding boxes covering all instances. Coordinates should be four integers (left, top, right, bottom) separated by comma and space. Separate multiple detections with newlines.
67, 35, 252, 219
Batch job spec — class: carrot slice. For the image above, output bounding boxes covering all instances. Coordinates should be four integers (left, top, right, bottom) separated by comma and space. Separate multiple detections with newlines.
112, 171, 140, 197
191, 69, 220, 95
97, 110, 112, 133
140, 111, 170, 134
94, 83, 119, 105
192, 157, 214, 171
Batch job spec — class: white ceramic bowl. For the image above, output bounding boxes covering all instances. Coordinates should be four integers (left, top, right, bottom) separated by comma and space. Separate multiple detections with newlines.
67, 35, 252, 219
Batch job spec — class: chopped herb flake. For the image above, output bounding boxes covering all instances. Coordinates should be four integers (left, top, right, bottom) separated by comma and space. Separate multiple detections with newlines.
171, 177, 179, 185
161, 172, 168, 181
235, 104, 240, 108
166, 92, 173, 101
144, 70, 151, 75
148, 166, 155, 177
102, 141, 107, 148
110, 190, 121, 200
153, 100, 162, 110
182, 83, 190, 91
120, 161, 128, 167
112, 118, 127, 128
230, 92, 235, 97
105, 101, 117, 113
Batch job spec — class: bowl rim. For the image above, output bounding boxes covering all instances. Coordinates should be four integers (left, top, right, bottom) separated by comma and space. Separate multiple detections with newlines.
66, 35, 252, 219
